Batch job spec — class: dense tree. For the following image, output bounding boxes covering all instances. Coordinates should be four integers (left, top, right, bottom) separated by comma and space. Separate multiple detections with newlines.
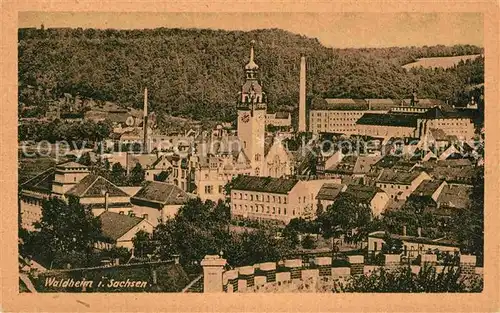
132, 230, 154, 258
449, 166, 484, 258
110, 162, 126, 183
23, 196, 101, 268
18, 119, 111, 143
317, 193, 372, 243
128, 163, 145, 186
341, 264, 483, 292
18, 27, 483, 126
380, 201, 441, 238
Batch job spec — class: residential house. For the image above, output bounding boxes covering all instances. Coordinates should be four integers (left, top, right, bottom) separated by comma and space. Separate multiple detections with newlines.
229, 176, 340, 223
96, 211, 154, 250
129, 181, 192, 226
339, 184, 389, 217
368, 231, 460, 259
375, 169, 431, 200
19, 161, 133, 230
315, 183, 347, 210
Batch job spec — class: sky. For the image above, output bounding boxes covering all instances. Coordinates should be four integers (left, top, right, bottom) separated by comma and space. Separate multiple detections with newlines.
18, 12, 483, 48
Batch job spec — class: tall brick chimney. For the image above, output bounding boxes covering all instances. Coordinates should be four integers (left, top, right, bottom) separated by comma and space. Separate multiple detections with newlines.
298, 56, 306, 132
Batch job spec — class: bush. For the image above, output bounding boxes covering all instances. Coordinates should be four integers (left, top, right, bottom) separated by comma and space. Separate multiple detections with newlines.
331, 258, 350, 268
301, 235, 317, 249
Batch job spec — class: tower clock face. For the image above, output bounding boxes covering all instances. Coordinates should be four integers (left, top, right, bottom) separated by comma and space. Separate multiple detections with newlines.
241, 112, 250, 123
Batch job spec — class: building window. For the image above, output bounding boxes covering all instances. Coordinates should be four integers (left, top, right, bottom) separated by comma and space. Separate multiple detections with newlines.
284, 208, 287, 215
250, 194, 254, 201
205, 185, 213, 194
278, 208, 281, 215
218, 185, 223, 194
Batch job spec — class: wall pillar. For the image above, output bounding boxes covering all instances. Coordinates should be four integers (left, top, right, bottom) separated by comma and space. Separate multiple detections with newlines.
225, 270, 238, 292
314, 257, 332, 276
420, 254, 438, 267
239, 266, 255, 288
260, 262, 277, 282
459, 254, 477, 276
285, 259, 303, 280
348, 255, 364, 275
200, 255, 227, 293
384, 254, 401, 270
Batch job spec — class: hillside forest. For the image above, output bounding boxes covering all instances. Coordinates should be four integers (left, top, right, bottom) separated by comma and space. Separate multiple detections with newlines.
18, 27, 484, 127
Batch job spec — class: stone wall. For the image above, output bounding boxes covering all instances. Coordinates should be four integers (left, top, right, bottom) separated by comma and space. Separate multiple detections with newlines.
198, 253, 483, 293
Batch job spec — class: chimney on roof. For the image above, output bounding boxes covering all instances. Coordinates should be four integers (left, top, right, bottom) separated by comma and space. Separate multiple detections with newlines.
417, 227, 422, 237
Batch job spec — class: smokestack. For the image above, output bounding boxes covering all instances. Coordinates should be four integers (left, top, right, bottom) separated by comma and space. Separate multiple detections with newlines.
104, 191, 109, 211
298, 56, 306, 132
143, 87, 149, 154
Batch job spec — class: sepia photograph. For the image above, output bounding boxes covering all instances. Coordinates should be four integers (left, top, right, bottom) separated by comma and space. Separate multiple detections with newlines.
13, 10, 488, 298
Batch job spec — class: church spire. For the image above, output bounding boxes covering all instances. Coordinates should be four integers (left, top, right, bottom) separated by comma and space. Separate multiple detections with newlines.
245, 40, 259, 72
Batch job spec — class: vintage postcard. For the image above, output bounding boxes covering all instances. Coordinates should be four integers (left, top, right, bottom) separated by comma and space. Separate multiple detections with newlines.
1, 1, 500, 312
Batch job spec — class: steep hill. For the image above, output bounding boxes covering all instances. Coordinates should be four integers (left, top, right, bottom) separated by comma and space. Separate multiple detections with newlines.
18, 27, 484, 124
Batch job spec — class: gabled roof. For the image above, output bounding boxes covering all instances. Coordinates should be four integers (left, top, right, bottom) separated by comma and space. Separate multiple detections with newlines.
131, 181, 190, 205
431, 166, 475, 185
20, 167, 55, 194
353, 155, 381, 174
365, 99, 400, 110
377, 169, 426, 185
411, 180, 444, 197
315, 183, 345, 200
313, 98, 368, 110
437, 184, 472, 209
66, 175, 129, 198
56, 161, 88, 170
373, 155, 401, 168
342, 184, 384, 202
128, 154, 158, 170
231, 175, 299, 194
436, 159, 472, 167
99, 211, 146, 241
274, 112, 290, 119
326, 155, 357, 174
356, 113, 419, 127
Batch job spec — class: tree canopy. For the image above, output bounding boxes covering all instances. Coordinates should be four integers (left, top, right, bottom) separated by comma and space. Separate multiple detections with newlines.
18, 27, 484, 124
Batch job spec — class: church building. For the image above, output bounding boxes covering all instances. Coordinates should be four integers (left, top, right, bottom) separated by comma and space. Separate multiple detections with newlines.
236, 41, 294, 178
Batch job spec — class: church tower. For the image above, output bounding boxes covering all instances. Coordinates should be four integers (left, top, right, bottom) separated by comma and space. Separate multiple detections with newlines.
237, 41, 267, 176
